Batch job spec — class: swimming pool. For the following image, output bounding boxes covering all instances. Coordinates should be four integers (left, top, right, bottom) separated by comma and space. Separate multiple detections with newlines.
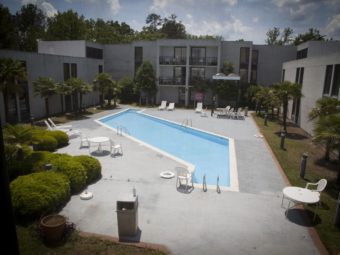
98, 109, 238, 190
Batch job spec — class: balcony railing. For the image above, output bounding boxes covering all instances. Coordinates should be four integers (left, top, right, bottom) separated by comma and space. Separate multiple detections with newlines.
190, 57, 217, 66
159, 56, 186, 65
159, 77, 185, 85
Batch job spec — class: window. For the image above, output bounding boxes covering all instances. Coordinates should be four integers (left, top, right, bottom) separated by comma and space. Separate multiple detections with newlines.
323, 64, 340, 97
98, 65, 103, 73
190, 47, 206, 65
63, 63, 77, 81
71, 63, 77, 78
174, 47, 186, 64
174, 67, 186, 85
323, 65, 333, 95
295, 67, 304, 84
86, 47, 103, 59
134, 47, 143, 74
251, 50, 258, 83
239, 47, 250, 82
296, 48, 308, 59
331, 64, 340, 97
282, 69, 285, 82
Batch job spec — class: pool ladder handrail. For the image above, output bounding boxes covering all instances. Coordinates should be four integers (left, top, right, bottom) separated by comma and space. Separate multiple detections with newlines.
117, 125, 130, 136
202, 174, 207, 192
181, 118, 192, 127
217, 175, 221, 194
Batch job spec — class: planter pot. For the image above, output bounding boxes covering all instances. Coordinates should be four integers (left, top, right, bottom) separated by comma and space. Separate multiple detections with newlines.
40, 214, 66, 244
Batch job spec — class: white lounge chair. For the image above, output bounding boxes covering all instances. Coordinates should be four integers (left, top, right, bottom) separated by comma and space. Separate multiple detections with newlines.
158, 100, 167, 110
195, 102, 203, 113
48, 118, 72, 130
176, 167, 193, 191
44, 120, 80, 138
167, 102, 175, 111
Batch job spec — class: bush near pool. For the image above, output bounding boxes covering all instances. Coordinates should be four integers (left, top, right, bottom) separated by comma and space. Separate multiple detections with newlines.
74, 155, 102, 184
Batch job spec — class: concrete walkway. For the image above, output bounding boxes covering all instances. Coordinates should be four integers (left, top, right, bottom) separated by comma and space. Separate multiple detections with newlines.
59, 106, 319, 255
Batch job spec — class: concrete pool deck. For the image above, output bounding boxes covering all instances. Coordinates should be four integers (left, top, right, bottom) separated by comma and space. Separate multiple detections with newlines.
59, 106, 321, 255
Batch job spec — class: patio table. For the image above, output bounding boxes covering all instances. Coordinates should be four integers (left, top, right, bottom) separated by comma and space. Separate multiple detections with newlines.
88, 136, 110, 153
281, 186, 320, 220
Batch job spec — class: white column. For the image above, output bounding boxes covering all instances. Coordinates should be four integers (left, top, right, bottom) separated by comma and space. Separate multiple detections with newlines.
185, 45, 190, 107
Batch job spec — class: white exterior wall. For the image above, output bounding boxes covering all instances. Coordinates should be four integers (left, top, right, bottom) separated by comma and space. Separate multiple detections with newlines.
283, 51, 340, 134
104, 44, 133, 80
0, 50, 102, 122
38, 40, 87, 57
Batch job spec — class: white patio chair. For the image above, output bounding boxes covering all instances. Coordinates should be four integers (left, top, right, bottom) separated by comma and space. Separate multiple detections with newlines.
79, 134, 90, 148
167, 102, 175, 111
158, 100, 167, 110
195, 102, 203, 113
110, 139, 123, 156
48, 118, 72, 130
176, 167, 193, 191
305, 179, 327, 195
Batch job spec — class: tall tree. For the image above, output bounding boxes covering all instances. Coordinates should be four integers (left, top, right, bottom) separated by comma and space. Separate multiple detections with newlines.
135, 61, 157, 105
15, 4, 46, 51
160, 14, 186, 39
145, 13, 162, 32
93, 72, 115, 108
117, 76, 137, 103
265, 27, 293, 45
313, 114, 340, 184
309, 97, 340, 160
274, 81, 303, 133
0, 4, 19, 49
45, 10, 87, 40
294, 28, 325, 45
33, 77, 56, 117
0, 58, 26, 122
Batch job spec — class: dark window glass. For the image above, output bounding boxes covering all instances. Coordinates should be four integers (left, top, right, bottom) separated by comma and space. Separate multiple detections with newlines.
323, 65, 333, 95
191, 47, 206, 65
295, 68, 300, 83
174, 67, 186, 84
250, 50, 258, 83
299, 68, 304, 84
86, 47, 103, 59
190, 67, 205, 79
63, 63, 70, 81
174, 47, 186, 65
296, 48, 308, 59
239, 47, 250, 82
331, 64, 340, 97
282, 69, 285, 82
71, 63, 77, 78
98, 65, 103, 73
135, 47, 143, 74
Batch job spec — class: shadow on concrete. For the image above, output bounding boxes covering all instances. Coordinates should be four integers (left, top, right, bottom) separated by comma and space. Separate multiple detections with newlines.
118, 228, 142, 243
90, 150, 111, 157
286, 208, 319, 227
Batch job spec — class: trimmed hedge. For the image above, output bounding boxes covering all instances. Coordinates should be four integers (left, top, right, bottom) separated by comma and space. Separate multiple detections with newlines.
10, 171, 70, 218
6, 144, 33, 181
74, 155, 102, 184
32, 135, 58, 152
50, 156, 87, 193
48, 130, 69, 148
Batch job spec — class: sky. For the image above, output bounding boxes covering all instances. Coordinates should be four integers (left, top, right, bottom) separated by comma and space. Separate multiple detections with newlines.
1, 0, 340, 44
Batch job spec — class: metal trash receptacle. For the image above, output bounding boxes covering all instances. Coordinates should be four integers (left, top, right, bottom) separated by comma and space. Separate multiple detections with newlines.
116, 194, 138, 239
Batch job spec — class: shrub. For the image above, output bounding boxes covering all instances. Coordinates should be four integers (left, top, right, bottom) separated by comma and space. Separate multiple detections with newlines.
6, 144, 34, 181
50, 157, 87, 193
32, 135, 58, 152
29, 151, 54, 172
74, 155, 102, 184
10, 171, 70, 218
48, 130, 69, 148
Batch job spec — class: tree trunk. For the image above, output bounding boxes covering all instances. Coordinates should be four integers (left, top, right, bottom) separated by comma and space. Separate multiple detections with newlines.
283, 98, 288, 133
337, 151, 340, 185
45, 98, 49, 117
79, 93, 83, 113
324, 139, 331, 161
3, 90, 10, 122
100, 94, 104, 108
60, 95, 64, 113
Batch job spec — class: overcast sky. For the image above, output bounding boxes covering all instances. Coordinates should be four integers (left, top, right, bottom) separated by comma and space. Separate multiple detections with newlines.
2, 0, 340, 44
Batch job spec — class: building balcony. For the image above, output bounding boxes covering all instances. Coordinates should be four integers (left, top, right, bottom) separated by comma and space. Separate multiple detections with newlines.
159, 77, 185, 86
159, 56, 186, 65
189, 77, 213, 86
190, 57, 217, 66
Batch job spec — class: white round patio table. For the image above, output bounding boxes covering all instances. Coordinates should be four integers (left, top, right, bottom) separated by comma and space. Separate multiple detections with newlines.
88, 136, 110, 153
282, 186, 320, 220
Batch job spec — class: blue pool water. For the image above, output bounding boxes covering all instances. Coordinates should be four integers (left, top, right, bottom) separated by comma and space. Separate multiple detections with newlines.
100, 109, 230, 186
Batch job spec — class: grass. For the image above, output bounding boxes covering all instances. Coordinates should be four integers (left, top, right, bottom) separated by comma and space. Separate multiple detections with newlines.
253, 114, 340, 255
17, 224, 168, 255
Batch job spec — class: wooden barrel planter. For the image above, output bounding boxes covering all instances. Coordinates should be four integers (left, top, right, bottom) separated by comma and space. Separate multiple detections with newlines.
40, 214, 66, 244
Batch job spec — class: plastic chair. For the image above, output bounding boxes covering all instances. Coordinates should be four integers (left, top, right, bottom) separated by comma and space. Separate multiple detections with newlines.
158, 101, 167, 110
110, 139, 123, 156
79, 134, 90, 148
195, 102, 203, 113
305, 179, 327, 194
167, 102, 175, 111
176, 167, 193, 191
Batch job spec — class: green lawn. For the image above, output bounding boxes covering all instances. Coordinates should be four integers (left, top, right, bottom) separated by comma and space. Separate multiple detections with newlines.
253, 114, 340, 254
17, 224, 168, 255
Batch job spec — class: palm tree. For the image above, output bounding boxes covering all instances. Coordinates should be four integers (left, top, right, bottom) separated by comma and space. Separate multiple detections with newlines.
55, 82, 72, 113
274, 81, 303, 133
313, 114, 340, 184
65, 77, 92, 112
135, 61, 157, 105
309, 97, 340, 161
33, 77, 56, 117
93, 73, 115, 108
0, 58, 27, 122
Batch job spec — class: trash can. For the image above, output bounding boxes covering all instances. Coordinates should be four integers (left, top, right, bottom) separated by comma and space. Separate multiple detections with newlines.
335, 192, 340, 227
116, 194, 138, 239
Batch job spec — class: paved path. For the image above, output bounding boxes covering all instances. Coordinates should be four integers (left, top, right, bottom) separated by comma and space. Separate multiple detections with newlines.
60, 106, 319, 255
